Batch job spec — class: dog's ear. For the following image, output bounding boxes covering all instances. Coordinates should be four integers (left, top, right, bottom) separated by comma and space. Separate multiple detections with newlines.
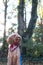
7, 37, 12, 44
15, 34, 22, 44
7, 37, 10, 44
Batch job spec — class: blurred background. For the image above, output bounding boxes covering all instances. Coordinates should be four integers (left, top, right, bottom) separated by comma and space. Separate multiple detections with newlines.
0, 0, 43, 65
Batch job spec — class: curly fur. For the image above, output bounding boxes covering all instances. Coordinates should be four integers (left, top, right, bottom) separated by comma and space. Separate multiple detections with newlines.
7, 33, 22, 65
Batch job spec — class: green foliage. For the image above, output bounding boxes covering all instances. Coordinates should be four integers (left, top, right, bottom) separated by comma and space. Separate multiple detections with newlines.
22, 21, 43, 57
26, 38, 33, 49
26, 44, 40, 57
33, 22, 43, 44
32, 21, 43, 57
32, 45, 40, 57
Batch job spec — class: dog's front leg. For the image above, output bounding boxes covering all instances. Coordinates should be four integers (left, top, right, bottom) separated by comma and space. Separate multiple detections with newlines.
7, 50, 13, 65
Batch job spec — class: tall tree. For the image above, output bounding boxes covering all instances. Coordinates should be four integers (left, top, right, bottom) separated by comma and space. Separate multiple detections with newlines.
18, 0, 27, 55
18, 0, 26, 36
26, 0, 38, 38
2, 0, 9, 53
23, 0, 38, 39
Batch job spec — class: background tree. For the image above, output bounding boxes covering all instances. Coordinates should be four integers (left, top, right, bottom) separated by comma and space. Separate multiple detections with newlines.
18, 0, 26, 36
26, 0, 38, 38
18, 0, 38, 55
2, 0, 9, 54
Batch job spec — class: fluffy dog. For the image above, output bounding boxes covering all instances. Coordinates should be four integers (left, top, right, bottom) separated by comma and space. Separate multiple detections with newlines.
7, 33, 22, 65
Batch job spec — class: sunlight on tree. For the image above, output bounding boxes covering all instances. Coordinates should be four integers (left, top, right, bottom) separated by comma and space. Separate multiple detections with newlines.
37, 0, 43, 19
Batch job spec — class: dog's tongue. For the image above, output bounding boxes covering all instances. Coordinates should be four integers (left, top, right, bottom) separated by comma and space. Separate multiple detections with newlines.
10, 43, 18, 52
10, 44, 13, 48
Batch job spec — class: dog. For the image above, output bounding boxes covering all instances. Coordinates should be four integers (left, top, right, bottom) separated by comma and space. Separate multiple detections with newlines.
7, 33, 22, 65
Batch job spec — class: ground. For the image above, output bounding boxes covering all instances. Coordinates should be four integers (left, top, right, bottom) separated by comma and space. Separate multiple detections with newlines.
0, 61, 43, 65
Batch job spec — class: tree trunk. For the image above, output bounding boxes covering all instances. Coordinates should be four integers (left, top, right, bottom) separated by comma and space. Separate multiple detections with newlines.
18, 0, 26, 36
2, 0, 7, 53
22, 0, 38, 40
24, 0, 38, 39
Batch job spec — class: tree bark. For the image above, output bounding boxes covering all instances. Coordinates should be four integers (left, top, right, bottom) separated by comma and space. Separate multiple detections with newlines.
22, 0, 38, 39
2, 0, 7, 52
18, 0, 26, 36
26, 0, 38, 38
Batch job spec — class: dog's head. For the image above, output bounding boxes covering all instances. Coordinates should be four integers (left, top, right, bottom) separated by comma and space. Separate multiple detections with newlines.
7, 33, 22, 45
